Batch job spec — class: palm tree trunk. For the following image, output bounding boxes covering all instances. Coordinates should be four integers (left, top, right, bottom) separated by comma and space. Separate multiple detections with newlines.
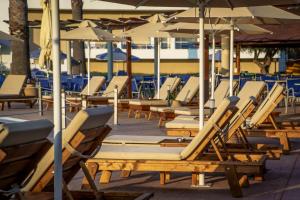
9, 0, 30, 78
71, 0, 86, 75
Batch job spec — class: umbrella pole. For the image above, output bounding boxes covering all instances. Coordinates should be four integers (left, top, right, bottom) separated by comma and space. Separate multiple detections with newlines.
87, 41, 91, 95
229, 18, 234, 96
210, 32, 216, 110
199, 2, 205, 130
157, 38, 161, 99
51, 0, 62, 199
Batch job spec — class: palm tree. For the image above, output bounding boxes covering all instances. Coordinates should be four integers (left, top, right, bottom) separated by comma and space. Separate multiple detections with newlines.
9, 0, 30, 77
71, 0, 86, 75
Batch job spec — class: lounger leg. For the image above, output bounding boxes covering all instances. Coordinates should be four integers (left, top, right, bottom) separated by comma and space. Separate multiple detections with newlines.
279, 132, 291, 153
224, 165, 243, 198
128, 109, 133, 118
62, 179, 75, 200
120, 170, 131, 178
148, 111, 152, 120
239, 175, 249, 188
99, 170, 112, 184
7, 102, 11, 109
80, 162, 98, 190
160, 172, 170, 185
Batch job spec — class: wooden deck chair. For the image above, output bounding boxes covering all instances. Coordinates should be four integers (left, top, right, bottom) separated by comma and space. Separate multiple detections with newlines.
148, 76, 199, 125
0, 119, 53, 199
87, 76, 129, 106
0, 75, 37, 110
173, 79, 238, 117
127, 77, 181, 119
86, 97, 267, 198
43, 76, 106, 111
243, 83, 298, 153
20, 107, 151, 200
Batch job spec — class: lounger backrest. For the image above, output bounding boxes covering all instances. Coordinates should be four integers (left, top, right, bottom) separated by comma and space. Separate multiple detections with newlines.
80, 76, 105, 96
204, 79, 238, 108
175, 76, 199, 103
249, 83, 285, 127
154, 77, 181, 100
102, 76, 128, 97
237, 81, 266, 109
227, 97, 257, 140
0, 75, 26, 95
22, 106, 113, 192
180, 96, 238, 160
0, 120, 53, 190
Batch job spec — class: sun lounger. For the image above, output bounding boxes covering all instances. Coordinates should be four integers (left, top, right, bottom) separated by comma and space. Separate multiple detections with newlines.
127, 77, 181, 118
87, 76, 129, 106
173, 79, 239, 116
0, 75, 37, 110
43, 76, 106, 110
86, 97, 267, 197
148, 76, 199, 125
0, 119, 53, 197
21, 106, 152, 199
243, 83, 299, 153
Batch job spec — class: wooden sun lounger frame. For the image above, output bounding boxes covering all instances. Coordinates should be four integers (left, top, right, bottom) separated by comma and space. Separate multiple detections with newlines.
86, 106, 267, 198
244, 91, 300, 153
165, 100, 283, 159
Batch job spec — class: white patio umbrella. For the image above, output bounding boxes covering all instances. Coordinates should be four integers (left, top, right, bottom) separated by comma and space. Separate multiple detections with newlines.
97, 0, 300, 130
171, 6, 300, 96
161, 22, 272, 108
61, 20, 124, 95
121, 14, 197, 99
38, 0, 52, 68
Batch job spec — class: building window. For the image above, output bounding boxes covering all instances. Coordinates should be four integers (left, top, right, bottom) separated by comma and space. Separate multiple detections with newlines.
175, 38, 198, 49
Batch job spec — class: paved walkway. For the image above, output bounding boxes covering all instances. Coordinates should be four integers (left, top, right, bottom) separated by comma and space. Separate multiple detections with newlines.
1, 103, 300, 199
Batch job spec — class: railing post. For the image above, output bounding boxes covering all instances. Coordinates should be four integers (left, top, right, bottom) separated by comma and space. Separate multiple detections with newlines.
38, 81, 43, 116
81, 95, 87, 109
61, 90, 66, 129
114, 85, 118, 125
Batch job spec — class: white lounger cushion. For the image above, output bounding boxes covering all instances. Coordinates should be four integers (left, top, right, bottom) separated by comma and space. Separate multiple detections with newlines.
237, 81, 265, 108
250, 83, 284, 127
175, 76, 199, 103
103, 135, 193, 145
96, 144, 183, 160
165, 119, 199, 129
81, 76, 105, 96
0, 75, 26, 96
129, 99, 168, 106
102, 76, 128, 97
0, 119, 53, 147
154, 77, 181, 100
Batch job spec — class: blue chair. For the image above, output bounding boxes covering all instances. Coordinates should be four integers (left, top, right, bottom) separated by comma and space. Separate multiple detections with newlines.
286, 79, 300, 112
116, 70, 127, 76
131, 78, 139, 98
0, 74, 5, 87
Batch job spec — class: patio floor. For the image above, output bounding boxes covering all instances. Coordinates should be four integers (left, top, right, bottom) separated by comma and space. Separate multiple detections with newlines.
1, 103, 300, 200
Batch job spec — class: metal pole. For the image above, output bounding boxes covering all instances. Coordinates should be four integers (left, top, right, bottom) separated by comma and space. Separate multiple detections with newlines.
157, 38, 161, 99
66, 41, 72, 75
114, 86, 118, 125
38, 81, 43, 116
199, 2, 205, 130
209, 32, 216, 114
87, 41, 91, 95
61, 90, 66, 129
229, 19, 234, 96
51, 0, 62, 199
107, 29, 113, 81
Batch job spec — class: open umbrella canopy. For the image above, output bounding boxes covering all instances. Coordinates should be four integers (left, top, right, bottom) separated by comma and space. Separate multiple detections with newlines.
96, 47, 140, 61
161, 22, 272, 35
171, 6, 300, 24
61, 20, 124, 42
96, 0, 300, 7
38, 0, 52, 67
121, 14, 197, 43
